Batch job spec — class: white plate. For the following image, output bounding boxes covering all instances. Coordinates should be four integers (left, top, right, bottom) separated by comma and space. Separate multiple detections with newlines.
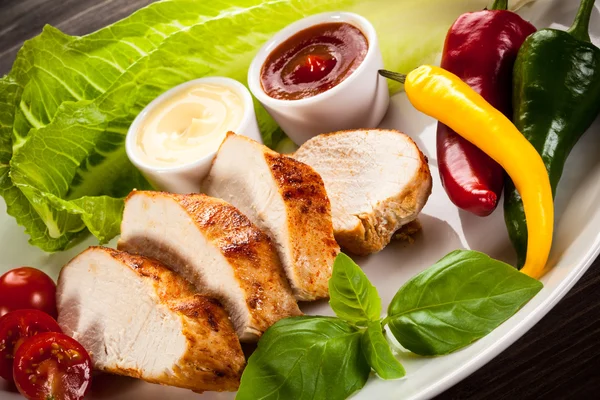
1, 1, 600, 399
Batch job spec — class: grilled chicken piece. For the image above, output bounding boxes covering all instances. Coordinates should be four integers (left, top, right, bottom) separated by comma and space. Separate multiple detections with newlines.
294, 129, 432, 255
57, 247, 245, 392
118, 191, 301, 342
203, 133, 339, 301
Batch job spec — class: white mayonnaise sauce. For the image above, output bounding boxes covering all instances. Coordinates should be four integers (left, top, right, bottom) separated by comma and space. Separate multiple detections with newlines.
136, 83, 244, 167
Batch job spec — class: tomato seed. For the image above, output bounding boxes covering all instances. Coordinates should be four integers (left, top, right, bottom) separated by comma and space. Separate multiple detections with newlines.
51, 343, 59, 350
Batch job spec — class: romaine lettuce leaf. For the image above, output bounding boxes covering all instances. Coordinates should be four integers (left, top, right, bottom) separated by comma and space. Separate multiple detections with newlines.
2, 0, 492, 251
1, 75, 77, 250
0, 77, 17, 164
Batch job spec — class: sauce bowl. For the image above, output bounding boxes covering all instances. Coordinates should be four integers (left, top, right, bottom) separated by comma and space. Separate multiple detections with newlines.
126, 77, 262, 194
248, 12, 389, 145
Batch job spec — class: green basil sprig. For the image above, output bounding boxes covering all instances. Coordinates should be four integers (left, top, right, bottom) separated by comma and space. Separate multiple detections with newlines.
361, 320, 406, 380
237, 250, 543, 399
329, 252, 382, 324
236, 317, 369, 400
385, 250, 543, 355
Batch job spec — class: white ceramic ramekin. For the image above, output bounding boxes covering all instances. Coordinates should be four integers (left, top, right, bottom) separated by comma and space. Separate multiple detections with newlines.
126, 77, 262, 194
248, 12, 389, 145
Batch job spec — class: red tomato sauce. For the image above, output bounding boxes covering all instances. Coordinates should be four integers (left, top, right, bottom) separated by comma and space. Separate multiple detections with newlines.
261, 22, 368, 100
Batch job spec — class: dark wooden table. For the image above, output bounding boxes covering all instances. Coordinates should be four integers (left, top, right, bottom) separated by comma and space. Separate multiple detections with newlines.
1, 0, 600, 398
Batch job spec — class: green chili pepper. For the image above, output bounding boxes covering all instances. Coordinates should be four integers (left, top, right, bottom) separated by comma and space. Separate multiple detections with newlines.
505, 0, 600, 268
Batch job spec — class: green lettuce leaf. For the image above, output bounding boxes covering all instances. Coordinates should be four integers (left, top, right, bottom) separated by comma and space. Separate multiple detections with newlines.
1, 76, 75, 250
1, 0, 491, 251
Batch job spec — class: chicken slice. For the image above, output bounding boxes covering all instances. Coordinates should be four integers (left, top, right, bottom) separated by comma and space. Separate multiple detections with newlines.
294, 129, 432, 255
56, 246, 245, 392
203, 133, 339, 301
118, 191, 301, 342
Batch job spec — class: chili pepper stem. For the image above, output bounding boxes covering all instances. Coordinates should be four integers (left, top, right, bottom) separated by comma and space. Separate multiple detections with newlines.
379, 69, 406, 84
568, 0, 595, 42
491, 0, 508, 11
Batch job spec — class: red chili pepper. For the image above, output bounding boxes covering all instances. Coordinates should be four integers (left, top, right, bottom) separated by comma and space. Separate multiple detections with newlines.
437, 0, 536, 216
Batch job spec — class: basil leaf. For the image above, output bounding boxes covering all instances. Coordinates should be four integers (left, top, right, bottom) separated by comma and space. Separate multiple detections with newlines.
386, 250, 543, 356
237, 316, 370, 400
361, 320, 406, 380
329, 253, 382, 324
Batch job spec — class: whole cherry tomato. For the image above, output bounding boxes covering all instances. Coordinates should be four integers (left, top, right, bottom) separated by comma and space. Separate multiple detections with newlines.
13, 332, 92, 400
0, 267, 57, 318
0, 309, 62, 382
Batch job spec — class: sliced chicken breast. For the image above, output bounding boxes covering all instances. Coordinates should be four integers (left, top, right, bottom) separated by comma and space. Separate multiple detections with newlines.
57, 247, 245, 392
203, 133, 339, 301
118, 191, 301, 342
294, 129, 432, 255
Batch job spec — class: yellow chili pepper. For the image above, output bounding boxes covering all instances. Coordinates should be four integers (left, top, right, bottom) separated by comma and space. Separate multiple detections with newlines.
380, 65, 553, 278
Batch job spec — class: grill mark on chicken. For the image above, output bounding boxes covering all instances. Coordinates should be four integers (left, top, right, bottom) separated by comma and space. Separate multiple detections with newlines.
264, 152, 339, 298
173, 297, 222, 332
178, 196, 266, 262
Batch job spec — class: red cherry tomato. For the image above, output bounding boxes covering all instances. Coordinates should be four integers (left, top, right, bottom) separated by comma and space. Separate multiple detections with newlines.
0, 310, 62, 382
0, 267, 57, 318
0, 310, 62, 381
13, 332, 92, 400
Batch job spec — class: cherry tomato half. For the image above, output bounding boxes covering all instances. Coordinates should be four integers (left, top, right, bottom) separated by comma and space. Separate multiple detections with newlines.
0, 309, 62, 382
0, 267, 57, 318
13, 332, 92, 400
